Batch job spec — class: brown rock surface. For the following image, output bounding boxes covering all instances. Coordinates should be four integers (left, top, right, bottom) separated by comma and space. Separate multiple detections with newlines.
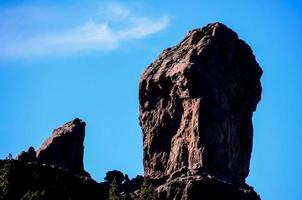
156, 172, 260, 200
36, 118, 89, 176
139, 22, 262, 184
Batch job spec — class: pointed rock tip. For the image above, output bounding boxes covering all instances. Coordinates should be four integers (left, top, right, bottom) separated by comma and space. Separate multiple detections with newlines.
72, 118, 86, 125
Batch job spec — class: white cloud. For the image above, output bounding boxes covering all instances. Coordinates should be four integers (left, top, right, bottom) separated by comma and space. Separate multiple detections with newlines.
118, 17, 169, 39
0, 3, 169, 59
104, 2, 131, 20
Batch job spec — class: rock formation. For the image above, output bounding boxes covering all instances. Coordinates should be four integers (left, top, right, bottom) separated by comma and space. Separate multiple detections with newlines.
156, 170, 260, 200
154, 167, 260, 200
16, 146, 36, 162
0, 159, 106, 200
104, 170, 125, 184
4, 22, 263, 200
139, 22, 262, 184
36, 118, 89, 176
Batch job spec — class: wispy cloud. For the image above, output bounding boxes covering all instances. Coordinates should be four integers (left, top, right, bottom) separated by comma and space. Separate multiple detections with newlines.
0, 3, 169, 59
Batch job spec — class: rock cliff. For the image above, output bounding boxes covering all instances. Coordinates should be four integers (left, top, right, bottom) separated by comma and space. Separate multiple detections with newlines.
139, 22, 262, 184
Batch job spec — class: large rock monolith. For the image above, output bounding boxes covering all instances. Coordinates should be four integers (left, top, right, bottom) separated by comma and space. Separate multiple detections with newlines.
139, 22, 262, 184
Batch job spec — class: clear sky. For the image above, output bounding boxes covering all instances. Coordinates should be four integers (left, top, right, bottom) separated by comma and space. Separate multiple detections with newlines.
0, 0, 301, 199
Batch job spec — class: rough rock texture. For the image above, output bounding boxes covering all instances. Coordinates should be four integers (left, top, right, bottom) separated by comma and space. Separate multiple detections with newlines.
36, 118, 89, 177
156, 174, 260, 200
139, 22, 262, 184
3, 22, 263, 200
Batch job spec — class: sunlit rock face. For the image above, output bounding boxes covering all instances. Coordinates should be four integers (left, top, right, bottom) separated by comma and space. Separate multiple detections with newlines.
139, 22, 262, 184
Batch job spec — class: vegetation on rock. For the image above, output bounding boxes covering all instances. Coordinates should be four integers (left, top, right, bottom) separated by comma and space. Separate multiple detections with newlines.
139, 179, 157, 200
0, 160, 106, 200
109, 178, 119, 200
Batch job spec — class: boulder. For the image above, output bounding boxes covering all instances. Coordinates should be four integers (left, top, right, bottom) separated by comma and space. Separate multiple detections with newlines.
104, 170, 125, 184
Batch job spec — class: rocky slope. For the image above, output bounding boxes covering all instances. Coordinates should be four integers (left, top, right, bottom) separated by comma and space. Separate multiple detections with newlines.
156, 172, 260, 200
0, 159, 106, 200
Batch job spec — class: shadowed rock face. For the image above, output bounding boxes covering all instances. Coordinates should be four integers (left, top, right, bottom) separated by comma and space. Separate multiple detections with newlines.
139, 22, 262, 183
156, 173, 261, 200
16, 146, 36, 162
36, 118, 89, 177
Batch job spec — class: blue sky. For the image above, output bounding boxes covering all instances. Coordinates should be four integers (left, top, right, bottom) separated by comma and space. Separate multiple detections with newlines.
0, 0, 301, 199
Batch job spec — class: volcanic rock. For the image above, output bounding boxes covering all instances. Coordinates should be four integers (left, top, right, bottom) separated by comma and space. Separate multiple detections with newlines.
36, 118, 89, 176
139, 22, 262, 184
